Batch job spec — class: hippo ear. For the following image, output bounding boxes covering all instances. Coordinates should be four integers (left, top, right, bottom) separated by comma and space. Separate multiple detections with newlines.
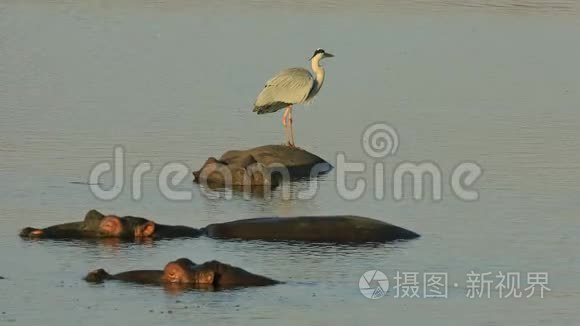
85, 209, 104, 221
142, 222, 156, 237
239, 154, 258, 168
247, 154, 258, 165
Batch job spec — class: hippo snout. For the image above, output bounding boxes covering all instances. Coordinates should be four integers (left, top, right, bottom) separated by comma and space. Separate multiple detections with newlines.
84, 269, 111, 283
19, 227, 41, 238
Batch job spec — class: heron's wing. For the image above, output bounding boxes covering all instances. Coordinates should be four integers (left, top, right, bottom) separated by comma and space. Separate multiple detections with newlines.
254, 68, 314, 110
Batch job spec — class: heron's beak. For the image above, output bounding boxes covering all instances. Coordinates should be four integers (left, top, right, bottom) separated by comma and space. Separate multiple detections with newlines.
324, 53, 334, 58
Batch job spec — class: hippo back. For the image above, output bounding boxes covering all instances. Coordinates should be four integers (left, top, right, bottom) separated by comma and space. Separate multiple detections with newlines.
203, 216, 419, 243
220, 145, 332, 177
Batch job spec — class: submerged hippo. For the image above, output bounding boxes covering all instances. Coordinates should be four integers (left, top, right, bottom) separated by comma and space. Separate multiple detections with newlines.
84, 258, 279, 289
193, 144, 332, 186
193, 155, 277, 187
20, 210, 419, 243
203, 215, 420, 242
19, 210, 201, 240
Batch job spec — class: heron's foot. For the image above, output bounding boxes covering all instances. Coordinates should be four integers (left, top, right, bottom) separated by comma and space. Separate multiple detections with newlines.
285, 142, 302, 149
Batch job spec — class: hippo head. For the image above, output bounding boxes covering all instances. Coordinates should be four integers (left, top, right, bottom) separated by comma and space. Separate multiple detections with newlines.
192, 157, 222, 182
97, 215, 156, 238
193, 154, 276, 187
162, 258, 215, 284
84, 268, 113, 283
19, 227, 43, 238
19, 211, 157, 239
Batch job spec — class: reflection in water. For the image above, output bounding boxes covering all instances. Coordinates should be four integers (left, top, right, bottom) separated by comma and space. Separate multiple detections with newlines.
199, 183, 279, 198
20, 228, 413, 252
100, 280, 273, 295
22, 236, 157, 249
162, 282, 218, 295
434, 0, 579, 12
198, 174, 331, 201
162, 282, 287, 295
212, 237, 411, 257
27, 0, 578, 15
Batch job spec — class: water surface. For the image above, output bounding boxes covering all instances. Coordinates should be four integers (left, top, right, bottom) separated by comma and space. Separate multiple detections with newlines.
1, 1, 579, 325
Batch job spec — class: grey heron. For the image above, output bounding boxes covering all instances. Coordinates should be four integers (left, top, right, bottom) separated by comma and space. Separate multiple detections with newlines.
253, 48, 334, 147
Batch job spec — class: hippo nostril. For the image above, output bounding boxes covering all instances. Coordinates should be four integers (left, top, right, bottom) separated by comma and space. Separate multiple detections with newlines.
19, 228, 32, 237
167, 271, 178, 282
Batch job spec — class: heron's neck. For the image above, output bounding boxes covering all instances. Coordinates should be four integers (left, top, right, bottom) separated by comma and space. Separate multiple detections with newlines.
311, 57, 325, 94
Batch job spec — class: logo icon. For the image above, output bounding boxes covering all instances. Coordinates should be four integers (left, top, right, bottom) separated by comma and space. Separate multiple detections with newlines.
362, 122, 399, 158
359, 270, 389, 299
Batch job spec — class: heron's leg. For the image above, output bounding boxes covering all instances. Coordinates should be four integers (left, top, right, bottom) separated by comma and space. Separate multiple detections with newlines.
288, 106, 295, 147
282, 107, 291, 145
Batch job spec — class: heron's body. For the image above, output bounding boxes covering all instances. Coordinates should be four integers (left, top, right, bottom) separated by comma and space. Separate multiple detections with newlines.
253, 49, 333, 146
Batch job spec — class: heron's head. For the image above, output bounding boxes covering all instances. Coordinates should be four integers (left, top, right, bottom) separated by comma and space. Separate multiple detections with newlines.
310, 48, 334, 62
